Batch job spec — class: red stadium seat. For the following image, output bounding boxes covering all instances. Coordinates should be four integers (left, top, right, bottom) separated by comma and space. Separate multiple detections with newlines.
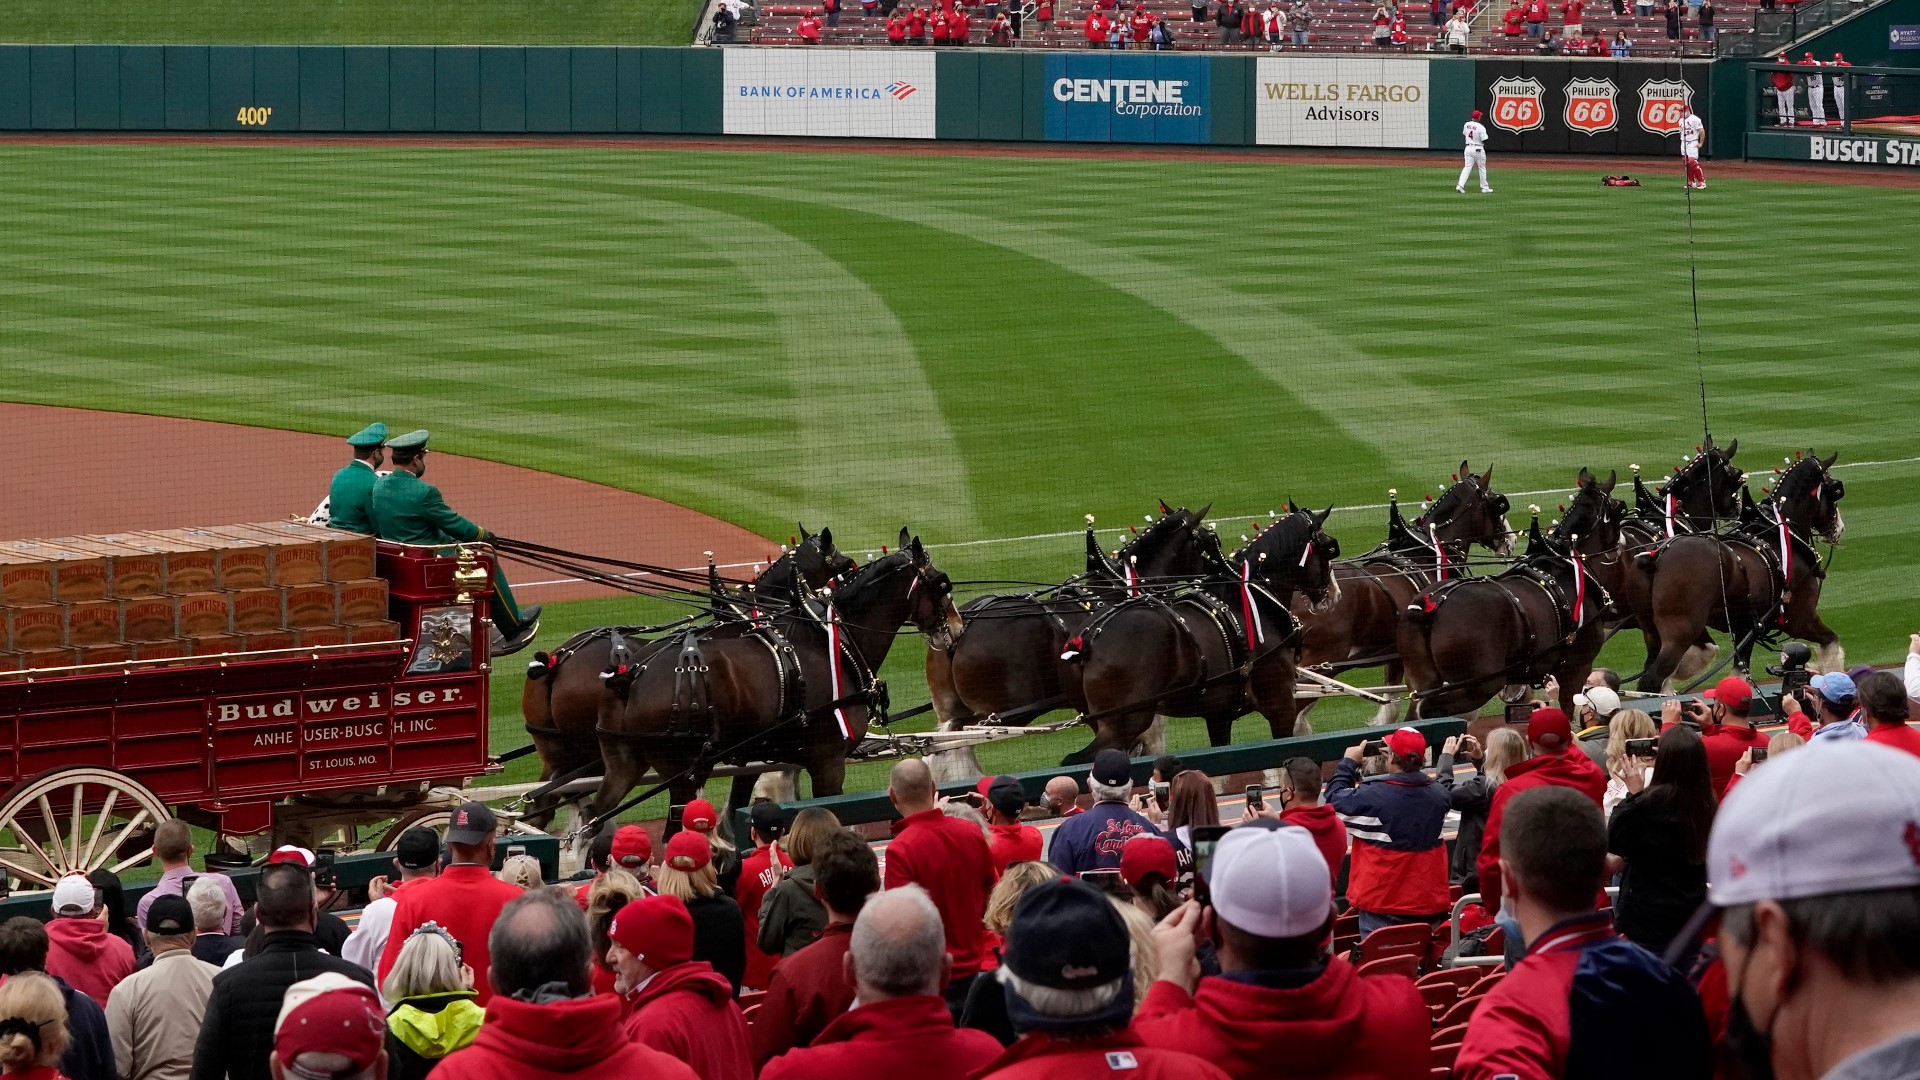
1355, 922, 1433, 969
1419, 981, 1460, 1014
1435, 994, 1485, 1029
1356, 954, 1421, 980
1431, 1041, 1463, 1069
1418, 968, 1483, 995
1434, 1022, 1470, 1046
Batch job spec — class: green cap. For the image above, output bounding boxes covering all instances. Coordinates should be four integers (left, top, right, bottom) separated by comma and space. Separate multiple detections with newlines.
387, 429, 431, 451
346, 423, 389, 448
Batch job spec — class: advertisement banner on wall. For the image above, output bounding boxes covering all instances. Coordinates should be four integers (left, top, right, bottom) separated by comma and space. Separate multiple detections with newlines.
1042, 54, 1211, 144
1474, 60, 1706, 155
1254, 57, 1431, 148
723, 49, 936, 139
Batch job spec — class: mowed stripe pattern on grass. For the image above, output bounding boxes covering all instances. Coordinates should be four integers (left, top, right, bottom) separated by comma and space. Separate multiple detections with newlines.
1, 144, 1916, 791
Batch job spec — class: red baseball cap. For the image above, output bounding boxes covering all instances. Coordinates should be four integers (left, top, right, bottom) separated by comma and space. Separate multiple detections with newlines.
1703, 676, 1753, 711
664, 829, 712, 873
682, 799, 718, 833
1384, 727, 1428, 760
1119, 834, 1178, 888
975, 775, 996, 801
610, 894, 695, 968
266, 846, 315, 868
611, 824, 653, 869
1471, 109, 1484, 119
1527, 707, 1574, 749
274, 975, 386, 1079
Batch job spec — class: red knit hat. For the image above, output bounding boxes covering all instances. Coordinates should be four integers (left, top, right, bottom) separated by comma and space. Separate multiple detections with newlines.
611, 825, 652, 869
682, 799, 719, 833
664, 829, 712, 873
1119, 834, 1178, 888
610, 894, 694, 968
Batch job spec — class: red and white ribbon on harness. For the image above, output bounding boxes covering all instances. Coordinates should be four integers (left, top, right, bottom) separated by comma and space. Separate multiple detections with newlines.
1777, 509, 1793, 626
1431, 522, 1448, 581
1571, 550, 1588, 628
1239, 561, 1265, 652
825, 601, 853, 739
1125, 558, 1138, 599
1298, 538, 1313, 568
1665, 492, 1678, 539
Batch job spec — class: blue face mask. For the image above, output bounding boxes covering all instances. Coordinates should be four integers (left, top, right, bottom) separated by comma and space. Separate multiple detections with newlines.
1496, 907, 1526, 961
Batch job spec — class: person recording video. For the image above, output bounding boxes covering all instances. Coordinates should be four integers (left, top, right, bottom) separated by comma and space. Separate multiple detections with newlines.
1605, 725, 1715, 961
1662, 676, 1764, 797
1780, 671, 1865, 741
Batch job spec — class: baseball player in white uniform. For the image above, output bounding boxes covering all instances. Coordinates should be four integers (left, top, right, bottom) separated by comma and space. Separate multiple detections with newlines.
1679, 102, 1705, 189
1830, 52, 1850, 123
1458, 109, 1491, 193
1801, 53, 1826, 126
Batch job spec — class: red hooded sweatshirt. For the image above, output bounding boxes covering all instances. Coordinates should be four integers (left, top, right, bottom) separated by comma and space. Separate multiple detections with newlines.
974, 1030, 1232, 1080
1278, 804, 1349, 884
988, 823, 1044, 877
623, 960, 753, 1080
736, 842, 794, 990
762, 994, 1003, 1080
1476, 749, 1606, 917
433, 992, 699, 1080
1133, 965, 1429, 1080
885, 808, 996, 979
44, 917, 134, 1008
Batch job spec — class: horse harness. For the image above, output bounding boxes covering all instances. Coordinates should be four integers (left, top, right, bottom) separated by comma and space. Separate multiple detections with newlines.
1413, 552, 1612, 684
1071, 577, 1301, 697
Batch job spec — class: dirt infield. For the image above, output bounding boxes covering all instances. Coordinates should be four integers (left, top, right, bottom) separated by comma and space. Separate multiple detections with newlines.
0, 404, 770, 602
3, 130, 1916, 188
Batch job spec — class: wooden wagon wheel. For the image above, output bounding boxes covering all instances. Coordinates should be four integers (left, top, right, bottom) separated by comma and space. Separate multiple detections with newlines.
0, 768, 171, 890
373, 807, 546, 852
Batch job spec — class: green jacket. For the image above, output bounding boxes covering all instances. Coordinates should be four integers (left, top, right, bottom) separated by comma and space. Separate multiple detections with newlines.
326, 460, 380, 534
370, 470, 484, 545
387, 991, 483, 1080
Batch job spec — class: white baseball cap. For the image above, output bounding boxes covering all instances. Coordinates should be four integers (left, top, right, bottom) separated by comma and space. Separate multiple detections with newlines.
50, 874, 97, 917
1208, 824, 1332, 940
1709, 741, 1920, 907
1574, 685, 1621, 719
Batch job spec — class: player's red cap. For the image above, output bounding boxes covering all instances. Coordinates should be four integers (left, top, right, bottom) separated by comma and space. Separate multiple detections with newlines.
1471, 109, 1484, 119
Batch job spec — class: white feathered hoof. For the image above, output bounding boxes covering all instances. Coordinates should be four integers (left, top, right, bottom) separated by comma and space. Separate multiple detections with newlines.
751, 769, 799, 804
1370, 700, 1399, 728
1672, 642, 1720, 685
1130, 715, 1169, 758
1812, 640, 1846, 674
928, 746, 986, 787
1292, 714, 1315, 738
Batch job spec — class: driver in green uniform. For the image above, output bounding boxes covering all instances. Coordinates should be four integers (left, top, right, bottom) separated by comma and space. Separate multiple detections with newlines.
370, 430, 541, 655
324, 422, 388, 534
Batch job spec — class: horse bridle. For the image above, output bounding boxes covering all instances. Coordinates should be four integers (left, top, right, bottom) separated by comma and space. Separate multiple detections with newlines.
1416, 475, 1512, 553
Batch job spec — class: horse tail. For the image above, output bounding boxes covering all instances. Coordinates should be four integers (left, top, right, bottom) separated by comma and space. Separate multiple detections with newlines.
1633, 546, 1660, 572
526, 650, 557, 682
1405, 590, 1440, 629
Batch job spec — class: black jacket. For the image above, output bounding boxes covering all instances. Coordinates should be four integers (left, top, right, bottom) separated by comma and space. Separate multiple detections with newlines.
190, 930, 376, 1080
1608, 791, 1708, 954
1437, 753, 1496, 890
687, 891, 748, 993
1216, 3, 1237, 27
53, 976, 114, 1080
192, 933, 246, 967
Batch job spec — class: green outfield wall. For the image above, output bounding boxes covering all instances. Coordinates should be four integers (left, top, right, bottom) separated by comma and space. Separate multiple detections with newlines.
0, 45, 1726, 155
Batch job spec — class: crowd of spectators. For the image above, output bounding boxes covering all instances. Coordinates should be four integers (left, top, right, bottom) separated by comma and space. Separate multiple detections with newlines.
4, 640, 1918, 1080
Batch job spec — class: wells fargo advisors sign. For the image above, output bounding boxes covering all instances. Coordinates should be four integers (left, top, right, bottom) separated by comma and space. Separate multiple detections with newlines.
1255, 57, 1432, 148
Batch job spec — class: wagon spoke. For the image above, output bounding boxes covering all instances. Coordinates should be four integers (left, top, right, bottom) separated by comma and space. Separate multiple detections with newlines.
36, 795, 70, 872
7, 826, 60, 882
107, 849, 158, 877
79, 789, 120, 871
93, 809, 156, 876
68, 785, 86, 872
0, 852, 57, 890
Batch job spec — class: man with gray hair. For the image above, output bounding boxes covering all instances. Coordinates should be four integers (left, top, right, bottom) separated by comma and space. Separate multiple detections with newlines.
974, 879, 1229, 1080
1048, 749, 1164, 875
761, 886, 1001, 1080
186, 878, 244, 968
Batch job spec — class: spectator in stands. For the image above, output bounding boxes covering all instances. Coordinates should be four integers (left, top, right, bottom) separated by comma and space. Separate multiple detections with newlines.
1135, 827, 1428, 1080
678, 799, 740, 897
821, 0, 841, 27
1149, 18, 1173, 47
1585, 27, 1607, 52
975, 879, 1229, 1080
1043, 776, 1084, 817
863, 0, 880, 18
984, 777, 1043, 876
655, 829, 746, 993
1445, 10, 1471, 48
1560, 0, 1584, 35
228, 848, 352, 963
191, 863, 375, 1080
1326, 728, 1451, 937
1390, 11, 1410, 46
1441, 729, 1522, 896
139, 821, 244, 937
1691, 677, 1769, 797
268, 976, 387, 1080
962, 861, 1058, 1046
344, 827, 441, 993
736, 802, 790, 989
758, 807, 840, 957
611, 823, 654, 879
1573, 685, 1622, 766
495, 855, 542, 892
954, 5, 975, 41
1524, 0, 1548, 35
1272, 756, 1346, 881
565, 828, 615, 908
762, 887, 1002, 1080
1606, 725, 1715, 958
382, 925, 482, 1080
0, 973, 73, 1080
1502, 2, 1525, 36
753, 832, 878, 1065
584, 869, 644, 997
1454, 788, 1710, 1080
1537, 25, 1564, 52
378, 802, 522, 1008
1161, 770, 1218, 848
106, 896, 217, 1080
1634, 0, 1652, 17
991, 11, 1015, 43
607, 895, 752, 1080
1120, 836, 1184, 922
1663, 0, 1680, 39
888, 11, 909, 41
886, 758, 997, 1013
1371, 2, 1392, 44
1860, 669, 1920, 757
1287, 0, 1311, 45
1131, 3, 1154, 43
1214, 0, 1237, 44
0, 917, 111, 1080
1603, 708, 1658, 818
1701, 741, 1920, 1080
909, 5, 929, 42
798, 10, 824, 43
1050, 750, 1162, 875
1476, 708, 1607, 931
1788, 671, 1866, 741
1698, 1, 1714, 42
187, 879, 244, 968
1035, 0, 1055, 35
44, 875, 135, 1009
711, 4, 739, 41
432, 891, 698, 1080
92, 870, 150, 972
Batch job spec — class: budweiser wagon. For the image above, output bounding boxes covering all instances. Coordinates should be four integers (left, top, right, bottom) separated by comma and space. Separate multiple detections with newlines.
0, 522, 521, 890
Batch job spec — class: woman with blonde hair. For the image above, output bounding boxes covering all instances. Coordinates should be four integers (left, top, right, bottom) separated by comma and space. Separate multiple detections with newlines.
1604, 708, 1658, 818
383, 924, 483, 1080
654, 830, 747, 991
1110, 899, 1159, 1015
961, 860, 1055, 1047
0, 972, 68, 1080
1440, 728, 1526, 895
757, 807, 841, 956
584, 867, 646, 995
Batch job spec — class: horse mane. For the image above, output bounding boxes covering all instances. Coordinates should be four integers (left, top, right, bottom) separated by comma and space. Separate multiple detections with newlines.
1415, 474, 1479, 529
1772, 454, 1826, 503
1115, 510, 1192, 564
1230, 510, 1313, 572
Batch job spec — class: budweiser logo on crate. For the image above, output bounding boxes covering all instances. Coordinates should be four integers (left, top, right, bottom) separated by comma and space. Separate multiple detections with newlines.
1564, 78, 1619, 134
1488, 76, 1546, 134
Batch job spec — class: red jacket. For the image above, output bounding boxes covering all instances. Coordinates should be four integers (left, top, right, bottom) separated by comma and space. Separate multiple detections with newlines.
1279, 805, 1347, 884
763, 994, 1002, 1080
1701, 723, 1768, 797
887, 16, 907, 39
1085, 12, 1108, 40
1132, 11, 1153, 38
433, 992, 699, 1080
1770, 69, 1794, 90
1455, 913, 1711, 1080
909, 10, 928, 32
1476, 750, 1606, 917
737, 842, 793, 989
951, 12, 971, 38
988, 823, 1044, 877
44, 917, 135, 1008
974, 1030, 1232, 1080
623, 960, 753, 1080
884, 809, 996, 979
798, 16, 822, 41
1133, 966, 1428, 1080
931, 13, 951, 38
1867, 721, 1920, 758
753, 923, 856, 1065
378, 864, 525, 1005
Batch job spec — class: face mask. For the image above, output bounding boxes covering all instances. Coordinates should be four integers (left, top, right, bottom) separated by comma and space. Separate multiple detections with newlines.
1495, 907, 1524, 951
1724, 946, 1781, 1080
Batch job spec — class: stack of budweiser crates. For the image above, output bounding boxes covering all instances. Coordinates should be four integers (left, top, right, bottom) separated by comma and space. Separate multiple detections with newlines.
0, 522, 401, 678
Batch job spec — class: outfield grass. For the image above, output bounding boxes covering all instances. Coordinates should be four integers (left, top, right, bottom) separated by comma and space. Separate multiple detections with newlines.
4, 144, 1916, 806
8, 0, 700, 48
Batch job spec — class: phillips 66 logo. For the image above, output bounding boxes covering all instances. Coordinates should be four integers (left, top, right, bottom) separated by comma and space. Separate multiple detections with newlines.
1488, 76, 1546, 133
1564, 78, 1618, 134
1638, 79, 1693, 135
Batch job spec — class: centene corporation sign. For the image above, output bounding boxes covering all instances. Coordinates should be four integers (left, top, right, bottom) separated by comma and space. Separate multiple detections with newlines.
1050, 78, 1204, 117
1042, 55, 1212, 144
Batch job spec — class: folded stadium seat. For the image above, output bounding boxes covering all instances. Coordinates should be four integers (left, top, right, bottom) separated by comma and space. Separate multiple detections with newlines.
1417, 968, 1483, 996
1419, 980, 1460, 1016
1431, 1041, 1463, 1070
1353, 922, 1433, 969
1433, 1022, 1470, 1047
1431, 1070, 1452, 1080
1434, 994, 1484, 1030
1474, 968, 1505, 990
1355, 954, 1421, 980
